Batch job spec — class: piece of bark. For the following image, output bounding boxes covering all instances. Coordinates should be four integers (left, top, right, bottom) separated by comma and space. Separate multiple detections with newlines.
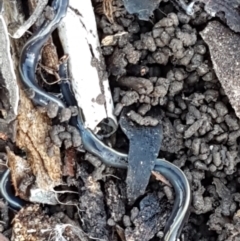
105, 180, 126, 222
16, 89, 62, 190
200, 21, 240, 120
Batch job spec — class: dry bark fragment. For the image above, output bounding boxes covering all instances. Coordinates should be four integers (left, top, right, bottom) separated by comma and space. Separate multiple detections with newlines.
200, 21, 240, 120
41, 38, 60, 73
103, 0, 114, 23
16, 89, 62, 190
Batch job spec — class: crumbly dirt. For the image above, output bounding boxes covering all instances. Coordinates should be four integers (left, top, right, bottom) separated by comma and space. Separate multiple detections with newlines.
1, 0, 240, 241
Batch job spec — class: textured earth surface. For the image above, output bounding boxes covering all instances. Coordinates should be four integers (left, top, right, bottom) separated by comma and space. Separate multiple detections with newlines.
1, 0, 240, 241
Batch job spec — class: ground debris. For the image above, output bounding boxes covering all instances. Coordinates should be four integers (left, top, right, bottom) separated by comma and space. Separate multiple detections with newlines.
125, 193, 166, 241
161, 117, 184, 153
11, 204, 82, 241
105, 179, 126, 222
78, 165, 109, 240
213, 178, 235, 217
207, 206, 240, 241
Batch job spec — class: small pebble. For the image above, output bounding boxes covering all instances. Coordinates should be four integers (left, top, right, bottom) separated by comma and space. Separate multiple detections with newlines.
123, 215, 131, 227
59, 108, 72, 122
47, 101, 59, 118
107, 218, 115, 227
130, 207, 139, 221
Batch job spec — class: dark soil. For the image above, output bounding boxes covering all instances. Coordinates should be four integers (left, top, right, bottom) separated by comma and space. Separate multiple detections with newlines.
91, 0, 240, 240
1, 0, 240, 241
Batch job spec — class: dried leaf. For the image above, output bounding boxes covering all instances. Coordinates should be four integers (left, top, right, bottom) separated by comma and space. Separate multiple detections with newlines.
58, 1, 118, 136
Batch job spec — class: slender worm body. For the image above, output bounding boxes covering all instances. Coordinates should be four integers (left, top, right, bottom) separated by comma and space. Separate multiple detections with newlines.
17, 1, 191, 240
60, 63, 191, 241
19, 0, 69, 108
